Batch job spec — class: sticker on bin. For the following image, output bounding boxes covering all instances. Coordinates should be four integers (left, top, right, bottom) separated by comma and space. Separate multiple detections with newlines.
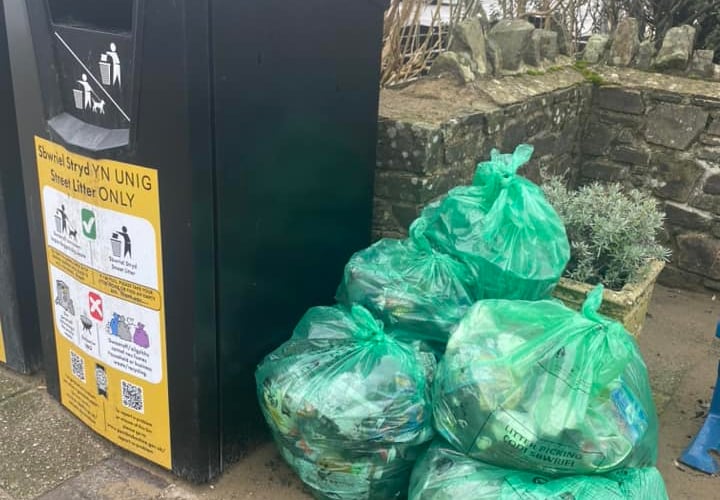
35, 136, 171, 469
53, 31, 130, 124
0, 319, 6, 364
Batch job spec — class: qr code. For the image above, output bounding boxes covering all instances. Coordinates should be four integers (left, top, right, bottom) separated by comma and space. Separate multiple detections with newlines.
70, 350, 85, 382
121, 380, 144, 413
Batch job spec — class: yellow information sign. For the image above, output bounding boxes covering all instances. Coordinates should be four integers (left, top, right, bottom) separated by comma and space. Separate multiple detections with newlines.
0, 319, 6, 364
35, 136, 171, 468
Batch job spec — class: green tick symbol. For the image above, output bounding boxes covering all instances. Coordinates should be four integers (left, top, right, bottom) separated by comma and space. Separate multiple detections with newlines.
81, 209, 96, 240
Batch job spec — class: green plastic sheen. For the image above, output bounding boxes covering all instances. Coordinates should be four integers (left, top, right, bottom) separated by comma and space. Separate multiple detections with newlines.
419, 144, 570, 300
336, 218, 475, 350
409, 440, 669, 500
256, 305, 435, 500
433, 286, 659, 475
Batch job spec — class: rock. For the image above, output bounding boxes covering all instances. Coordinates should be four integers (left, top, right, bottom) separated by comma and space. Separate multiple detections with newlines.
526, 110, 549, 136
700, 134, 720, 147
528, 131, 561, 157
654, 25, 696, 71
698, 147, 720, 164
608, 18, 640, 66
582, 121, 615, 155
617, 129, 635, 144
449, 18, 489, 77
645, 103, 709, 150
688, 49, 715, 79
375, 170, 459, 205
549, 13, 573, 56
676, 233, 720, 280
391, 203, 420, 230
691, 97, 720, 109
539, 30, 559, 61
692, 194, 720, 215
664, 202, 713, 231
581, 160, 628, 181
524, 29, 558, 65
634, 40, 655, 70
429, 51, 475, 84
659, 265, 707, 289
525, 30, 543, 66
704, 174, 720, 195
708, 118, 720, 136
442, 113, 487, 169
488, 20, 535, 71
648, 91, 683, 104
376, 120, 444, 176
651, 153, 704, 202
486, 37, 502, 75
499, 119, 528, 151
595, 87, 644, 114
583, 34, 610, 64
611, 146, 649, 165
595, 109, 644, 129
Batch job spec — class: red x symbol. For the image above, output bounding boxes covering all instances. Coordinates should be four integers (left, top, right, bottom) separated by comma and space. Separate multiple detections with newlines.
89, 292, 103, 322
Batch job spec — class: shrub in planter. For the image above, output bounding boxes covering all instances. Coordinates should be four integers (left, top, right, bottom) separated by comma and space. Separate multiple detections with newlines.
541, 176, 670, 334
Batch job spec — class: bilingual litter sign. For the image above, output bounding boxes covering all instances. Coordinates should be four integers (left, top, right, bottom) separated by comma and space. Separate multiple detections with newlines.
35, 136, 171, 468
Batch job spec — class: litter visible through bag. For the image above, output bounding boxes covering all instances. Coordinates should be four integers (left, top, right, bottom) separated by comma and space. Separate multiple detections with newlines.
337, 218, 475, 349
256, 305, 435, 499
409, 440, 668, 499
419, 144, 570, 300
433, 286, 658, 475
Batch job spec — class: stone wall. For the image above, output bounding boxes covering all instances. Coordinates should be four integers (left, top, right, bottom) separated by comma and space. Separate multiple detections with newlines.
583, 19, 719, 81
579, 68, 720, 290
374, 68, 590, 239
373, 66, 720, 290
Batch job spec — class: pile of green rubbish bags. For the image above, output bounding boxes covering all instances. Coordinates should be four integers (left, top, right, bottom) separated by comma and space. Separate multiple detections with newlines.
256, 144, 668, 499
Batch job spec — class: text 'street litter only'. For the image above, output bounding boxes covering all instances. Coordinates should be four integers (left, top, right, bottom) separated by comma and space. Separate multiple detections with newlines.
35, 136, 171, 468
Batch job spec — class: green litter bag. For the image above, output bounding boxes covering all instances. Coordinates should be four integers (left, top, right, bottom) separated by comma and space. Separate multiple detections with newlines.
433, 286, 658, 475
409, 440, 669, 500
256, 305, 435, 499
336, 218, 475, 349
419, 144, 570, 300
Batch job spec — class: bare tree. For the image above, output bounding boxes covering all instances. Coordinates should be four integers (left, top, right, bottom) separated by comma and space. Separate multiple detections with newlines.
381, 0, 485, 86
380, 0, 720, 86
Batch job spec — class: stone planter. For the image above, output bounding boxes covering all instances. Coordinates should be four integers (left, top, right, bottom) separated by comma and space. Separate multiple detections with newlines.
552, 260, 665, 336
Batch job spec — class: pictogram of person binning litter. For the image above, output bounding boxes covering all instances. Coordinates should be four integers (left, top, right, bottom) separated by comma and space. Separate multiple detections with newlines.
73, 73, 105, 114
110, 226, 132, 259
99, 43, 121, 88
54, 204, 78, 240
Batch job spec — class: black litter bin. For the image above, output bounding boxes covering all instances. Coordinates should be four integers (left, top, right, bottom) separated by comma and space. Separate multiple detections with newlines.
5, 0, 387, 481
0, 0, 42, 374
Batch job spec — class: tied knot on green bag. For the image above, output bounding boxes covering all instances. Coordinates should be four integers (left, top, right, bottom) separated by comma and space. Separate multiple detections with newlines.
473, 144, 534, 190
350, 305, 386, 342
476, 144, 535, 239
580, 284, 637, 383
581, 284, 606, 323
581, 285, 627, 336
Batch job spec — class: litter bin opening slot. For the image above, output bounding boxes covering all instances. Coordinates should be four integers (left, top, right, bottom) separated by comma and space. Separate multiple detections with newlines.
48, 0, 133, 33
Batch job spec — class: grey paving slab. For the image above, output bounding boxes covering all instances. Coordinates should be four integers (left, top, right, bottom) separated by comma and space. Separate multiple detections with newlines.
0, 390, 112, 500
36, 457, 174, 500
0, 367, 34, 402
